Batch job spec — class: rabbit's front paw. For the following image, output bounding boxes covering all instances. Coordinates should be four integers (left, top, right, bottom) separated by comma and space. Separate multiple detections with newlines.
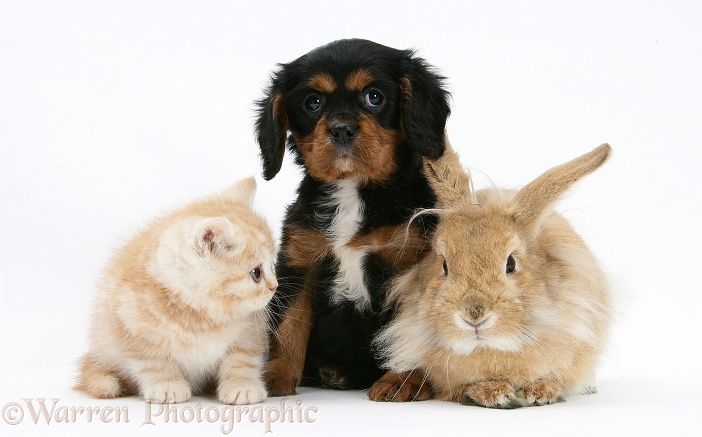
522, 379, 563, 406
462, 381, 521, 409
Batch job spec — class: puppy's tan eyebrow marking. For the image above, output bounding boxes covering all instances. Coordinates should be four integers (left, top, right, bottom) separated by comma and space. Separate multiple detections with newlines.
346, 69, 374, 91
308, 73, 336, 93
400, 77, 412, 98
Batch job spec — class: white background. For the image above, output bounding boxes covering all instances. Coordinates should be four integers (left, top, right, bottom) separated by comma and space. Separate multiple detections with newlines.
2, 1, 701, 436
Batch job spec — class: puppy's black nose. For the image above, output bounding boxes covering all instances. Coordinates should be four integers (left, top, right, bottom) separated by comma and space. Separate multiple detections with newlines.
329, 122, 357, 146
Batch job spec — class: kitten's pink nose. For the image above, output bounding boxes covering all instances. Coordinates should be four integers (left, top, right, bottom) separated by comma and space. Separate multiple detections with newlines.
269, 280, 278, 293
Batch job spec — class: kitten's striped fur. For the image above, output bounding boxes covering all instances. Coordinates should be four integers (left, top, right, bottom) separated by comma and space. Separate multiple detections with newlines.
75, 177, 277, 404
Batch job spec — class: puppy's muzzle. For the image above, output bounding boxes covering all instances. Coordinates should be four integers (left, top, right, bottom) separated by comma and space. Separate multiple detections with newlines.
329, 121, 358, 147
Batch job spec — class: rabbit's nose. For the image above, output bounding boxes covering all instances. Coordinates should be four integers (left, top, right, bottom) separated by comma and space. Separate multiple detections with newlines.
467, 303, 486, 322
462, 301, 495, 328
462, 313, 495, 330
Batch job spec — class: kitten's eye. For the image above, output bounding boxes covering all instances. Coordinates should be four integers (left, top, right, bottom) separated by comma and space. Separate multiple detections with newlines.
304, 94, 322, 112
442, 260, 448, 276
250, 266, 262, 282
506, 254, 516, 274
364, 88, 384, 108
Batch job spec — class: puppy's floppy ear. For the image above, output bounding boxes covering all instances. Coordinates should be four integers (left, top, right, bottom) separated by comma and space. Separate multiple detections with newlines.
399, 53, 451, 158
255, 68, 290, 180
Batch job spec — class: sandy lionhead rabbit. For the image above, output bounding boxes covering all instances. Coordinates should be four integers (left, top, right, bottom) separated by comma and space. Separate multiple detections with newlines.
375, 142, 613, 408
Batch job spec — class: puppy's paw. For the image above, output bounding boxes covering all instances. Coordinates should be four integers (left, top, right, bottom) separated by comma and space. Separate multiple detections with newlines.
319, 366, 350, 389
368, 370, 431, 402
143, 379, 192, 404
522, 380, 563, 406
462, 381, 520, 409
218, 378, 268, 405
264, 359, 300, 396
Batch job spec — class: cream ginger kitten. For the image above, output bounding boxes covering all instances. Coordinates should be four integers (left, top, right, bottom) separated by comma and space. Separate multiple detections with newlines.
76, 177, 277, 404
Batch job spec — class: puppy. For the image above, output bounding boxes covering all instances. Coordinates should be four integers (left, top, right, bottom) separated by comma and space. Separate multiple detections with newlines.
255, 39, 451, 400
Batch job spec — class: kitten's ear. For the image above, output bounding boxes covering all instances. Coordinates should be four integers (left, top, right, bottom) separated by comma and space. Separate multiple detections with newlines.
221, 176, 256, 206
193, 217, 242, 257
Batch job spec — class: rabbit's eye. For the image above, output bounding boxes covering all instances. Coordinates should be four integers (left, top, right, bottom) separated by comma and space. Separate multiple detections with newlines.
506, 254, 516, 274
442, 260, 448, 275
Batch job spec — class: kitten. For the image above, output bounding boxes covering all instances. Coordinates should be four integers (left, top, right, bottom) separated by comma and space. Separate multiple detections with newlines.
75, 177, 277, 404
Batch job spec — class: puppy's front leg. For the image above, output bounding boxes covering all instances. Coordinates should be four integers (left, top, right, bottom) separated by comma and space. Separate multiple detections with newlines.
265, 282, 314, 396
368, 369, 432, 402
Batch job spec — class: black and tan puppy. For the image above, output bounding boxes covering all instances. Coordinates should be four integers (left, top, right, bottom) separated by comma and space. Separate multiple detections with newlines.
256, 39, 450, 400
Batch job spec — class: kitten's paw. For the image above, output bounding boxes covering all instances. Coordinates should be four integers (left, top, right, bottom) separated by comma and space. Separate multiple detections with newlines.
462, 381, 521, 409
76, 370, 122, 399
75, 353, 123, 398
522, 380, 563, 406
218, 378, 268, 405
143, 379, 192, 404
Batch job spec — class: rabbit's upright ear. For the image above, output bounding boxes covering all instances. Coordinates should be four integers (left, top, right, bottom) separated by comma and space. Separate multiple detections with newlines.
513, 143, 612, 236
423, 135, 472, 209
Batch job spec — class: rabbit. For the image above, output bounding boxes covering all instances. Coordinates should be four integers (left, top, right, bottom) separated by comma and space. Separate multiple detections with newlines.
374, 142, 613, 408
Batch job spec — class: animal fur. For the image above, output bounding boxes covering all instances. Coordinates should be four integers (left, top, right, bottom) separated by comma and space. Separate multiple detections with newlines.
255, 39, 451, 397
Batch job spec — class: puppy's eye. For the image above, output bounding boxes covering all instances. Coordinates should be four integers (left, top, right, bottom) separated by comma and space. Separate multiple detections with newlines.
364, 89, 384, 108
304, 94, 322, 112
250, 266, 262, 282
506, 255, 516, 274
442, 260, 448, 276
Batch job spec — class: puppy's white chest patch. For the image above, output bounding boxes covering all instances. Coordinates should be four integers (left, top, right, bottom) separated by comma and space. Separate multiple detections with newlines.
324, 180, 371, 310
